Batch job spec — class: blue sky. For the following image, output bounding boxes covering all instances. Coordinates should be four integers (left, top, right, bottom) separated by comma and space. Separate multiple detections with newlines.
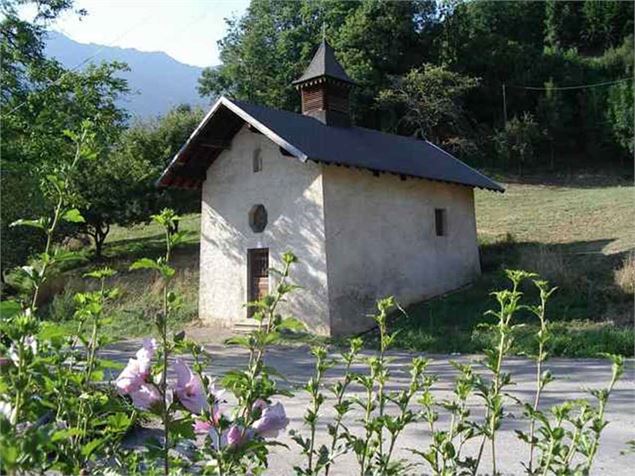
40, 0, 250, 67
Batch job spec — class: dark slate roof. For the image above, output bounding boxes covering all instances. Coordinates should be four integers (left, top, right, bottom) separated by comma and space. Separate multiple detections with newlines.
292, 40, 355, 85
157, 97, 504, 192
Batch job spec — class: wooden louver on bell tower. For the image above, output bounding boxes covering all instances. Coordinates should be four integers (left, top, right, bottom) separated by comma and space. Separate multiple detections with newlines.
292, 40, 355, 127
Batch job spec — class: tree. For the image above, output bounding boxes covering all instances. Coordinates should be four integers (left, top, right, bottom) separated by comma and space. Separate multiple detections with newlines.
0, 0, 129, 275
198, 0, 436, 129
198, 0, 633, 171
377, 64, 479, 145
70, 105, 204, 258
582, 0, 634, 52
495, 112, 544, 175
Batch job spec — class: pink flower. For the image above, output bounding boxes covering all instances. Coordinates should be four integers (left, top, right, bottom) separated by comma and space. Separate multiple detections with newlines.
210, 428, 228, 450
135, 339, 157, 378
252, 402, 289, 438
25, 336, 37, 354
193, 399, 223, 434
193, 418, 213, 434
7, 335, 37, 366
226, 425, 251, 448
252, 399, 267, 412
130, 383, 162, 411
173, 359, 208, 414
115, 358, 145, 394
115, 340, 157, 395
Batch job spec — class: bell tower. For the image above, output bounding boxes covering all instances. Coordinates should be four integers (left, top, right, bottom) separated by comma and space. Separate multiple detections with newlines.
292, 40, 355, 127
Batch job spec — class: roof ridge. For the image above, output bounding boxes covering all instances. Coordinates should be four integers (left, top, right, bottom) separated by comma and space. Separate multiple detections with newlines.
159, 95, 504, 193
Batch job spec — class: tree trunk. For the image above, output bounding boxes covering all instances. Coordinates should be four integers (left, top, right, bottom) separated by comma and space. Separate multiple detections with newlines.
89, 222, 110, 260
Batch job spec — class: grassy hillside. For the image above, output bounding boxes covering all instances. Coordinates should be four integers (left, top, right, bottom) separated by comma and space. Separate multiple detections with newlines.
46, 179, 634, 354
476, 181, 635, 253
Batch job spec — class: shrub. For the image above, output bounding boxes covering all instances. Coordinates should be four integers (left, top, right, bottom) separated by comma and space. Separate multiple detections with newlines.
494, 112, 544, 175
614, 252, 635, 294
0, 168, 47, 277
45, 288, 77, 322
0, 124, 136, 473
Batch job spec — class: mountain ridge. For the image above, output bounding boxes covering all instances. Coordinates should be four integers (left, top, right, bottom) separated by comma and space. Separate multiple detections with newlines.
45, 31, 211, 118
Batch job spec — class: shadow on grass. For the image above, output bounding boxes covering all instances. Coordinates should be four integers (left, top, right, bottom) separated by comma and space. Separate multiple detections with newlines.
103, 231, 199, 263
369, 237, 634, 357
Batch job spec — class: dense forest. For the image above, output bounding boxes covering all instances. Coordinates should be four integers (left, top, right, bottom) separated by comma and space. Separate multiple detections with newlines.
200, 0, 634, 173
1, 0, 633, 274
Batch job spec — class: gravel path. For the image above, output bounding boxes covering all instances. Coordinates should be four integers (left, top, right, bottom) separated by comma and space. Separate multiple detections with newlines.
103, 336, 635, 475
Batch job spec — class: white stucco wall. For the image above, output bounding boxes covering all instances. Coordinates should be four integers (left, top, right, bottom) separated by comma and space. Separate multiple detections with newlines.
322, 167, 481, 336
199, 126, 330, 334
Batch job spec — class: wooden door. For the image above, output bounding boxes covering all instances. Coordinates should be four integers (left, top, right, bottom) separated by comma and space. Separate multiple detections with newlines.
247, 248, 269, 317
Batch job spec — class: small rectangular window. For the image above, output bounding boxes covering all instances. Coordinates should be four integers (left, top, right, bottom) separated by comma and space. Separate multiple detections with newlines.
252, 149, 262, 173
435, 208, 446, 237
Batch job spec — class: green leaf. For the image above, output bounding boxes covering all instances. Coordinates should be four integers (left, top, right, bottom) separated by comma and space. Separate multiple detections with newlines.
0, 300, 21, 319
129, 258, 175, 278
129, 258, 161, 271
9, 218, 48, 230
38, 322, 66, 341
225, 335, 252, 347
277, 317, 306, 332
90, 370, 105, 381
84, 267, 117, 279
52, 428, 83, 442
169, 418, 195, 439
106, 412, 133, 432
98, 358, 125, 370
62, 208, 85, 223
81, 438, 105, 458
52, 248, 86, 263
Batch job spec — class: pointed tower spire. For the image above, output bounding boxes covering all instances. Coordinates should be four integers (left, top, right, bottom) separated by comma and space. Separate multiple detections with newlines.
293, 40, 355, 127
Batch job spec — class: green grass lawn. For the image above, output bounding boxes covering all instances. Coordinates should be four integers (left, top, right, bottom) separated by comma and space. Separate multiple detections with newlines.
61, 179, 633, 355
476, 181, 635, 253
105, 213, 201, 259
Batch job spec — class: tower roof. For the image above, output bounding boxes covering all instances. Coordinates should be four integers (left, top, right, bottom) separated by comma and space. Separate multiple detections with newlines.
292, 39, 355, 86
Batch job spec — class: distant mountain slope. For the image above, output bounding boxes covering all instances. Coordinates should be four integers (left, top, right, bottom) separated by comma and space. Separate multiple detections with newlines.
45, 31, 211, 118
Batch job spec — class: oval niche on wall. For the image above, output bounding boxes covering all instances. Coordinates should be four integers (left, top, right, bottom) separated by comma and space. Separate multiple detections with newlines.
249, 204, 267, 233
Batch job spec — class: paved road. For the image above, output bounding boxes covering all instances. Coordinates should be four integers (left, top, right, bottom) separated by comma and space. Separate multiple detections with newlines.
103, 340, 635, 475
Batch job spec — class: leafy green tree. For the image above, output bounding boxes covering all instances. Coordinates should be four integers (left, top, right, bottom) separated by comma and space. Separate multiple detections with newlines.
582, 0, 634, 51
377, 64, 479, 145
1, 0, 130, 273
328, 0, 436, 128
198, 0, 330, 111
198, 0, 633, 170
495, 112, 544, 175
70, 105, 204, 258
607, 81, 634, 157
198, 0, 436, 128
536, 79, 573, 169
544, 0, 584, 51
